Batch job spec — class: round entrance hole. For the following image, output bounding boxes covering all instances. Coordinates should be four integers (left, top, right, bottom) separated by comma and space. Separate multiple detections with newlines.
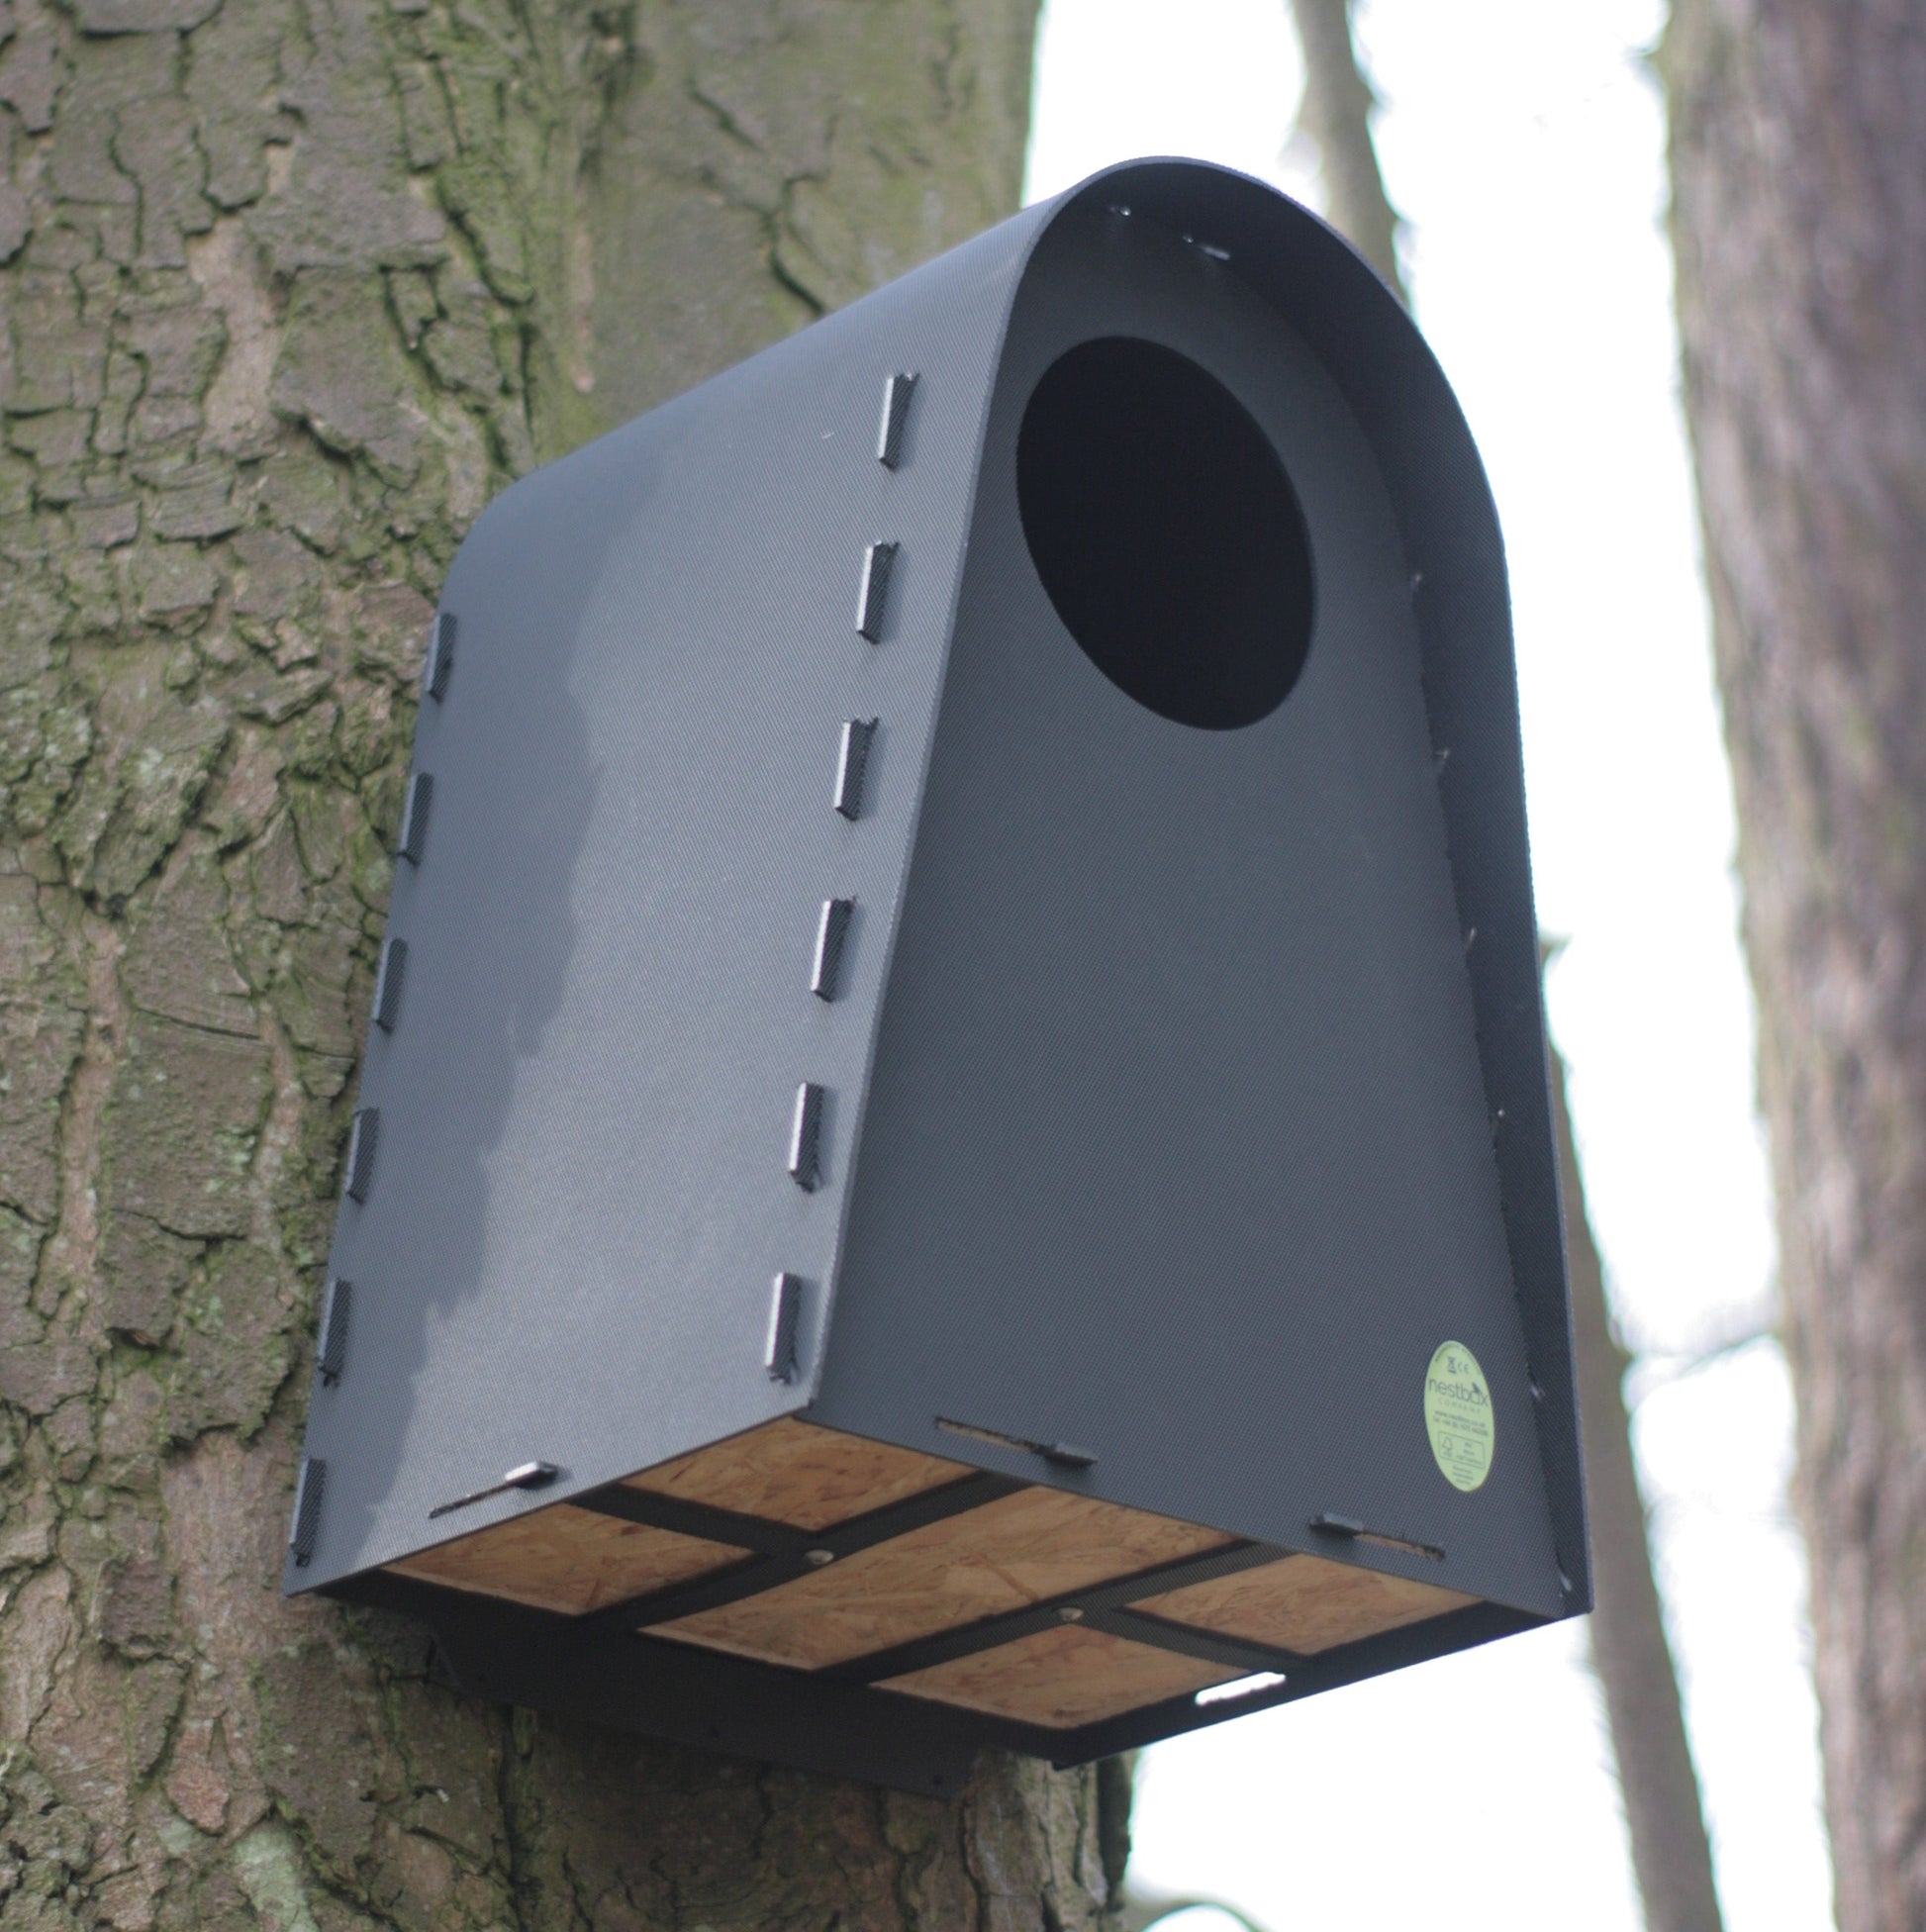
1015, 337, 1314, 730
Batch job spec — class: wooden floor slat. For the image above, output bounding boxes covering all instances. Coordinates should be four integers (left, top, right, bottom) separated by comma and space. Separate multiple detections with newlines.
388, 1503, 746, 1616
652, 1485, 1233, 1669
882, 1624, 1240, 1728
625, 1418, 970, 1531
1133, 1551, 1477, 1655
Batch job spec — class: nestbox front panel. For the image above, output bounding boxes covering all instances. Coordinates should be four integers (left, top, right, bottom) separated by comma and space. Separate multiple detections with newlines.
812, 201, 1565, 1620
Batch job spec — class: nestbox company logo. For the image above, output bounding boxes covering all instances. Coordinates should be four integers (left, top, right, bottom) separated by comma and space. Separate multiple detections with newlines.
1424, 1342, 1495, 1492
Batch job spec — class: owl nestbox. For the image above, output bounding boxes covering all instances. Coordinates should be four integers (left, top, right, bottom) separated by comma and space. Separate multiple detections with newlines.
287, 158, 1589, 1793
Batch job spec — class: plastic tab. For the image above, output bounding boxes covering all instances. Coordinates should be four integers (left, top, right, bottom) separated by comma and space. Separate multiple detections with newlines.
398, 772, 433, 866
765, 1271, 804, 1382
288, 1457, 327, 1566
856, 542, 898, 643
811, 898, 855, 1002
372, 937, 408, 1032
317, 1277, 350, 1386
834, 719, 878, 821
788, 1083, 825, 1192
343, 1108, 379, 1205
425, 612, 455, 701
877, 372, 918, 469
1311, 1512, 1366, 1537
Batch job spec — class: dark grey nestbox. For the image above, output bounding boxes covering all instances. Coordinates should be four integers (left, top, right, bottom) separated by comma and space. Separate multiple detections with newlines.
288, 158, 1589, 1793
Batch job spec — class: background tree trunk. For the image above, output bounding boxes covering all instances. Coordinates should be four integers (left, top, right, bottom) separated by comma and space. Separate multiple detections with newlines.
1281, 0, 1400, 292
1665, 5, 1926, 1928
1285, 9, 1724, 1925
0, 5, 1140, 1928
1552, 1037, 1725, 1932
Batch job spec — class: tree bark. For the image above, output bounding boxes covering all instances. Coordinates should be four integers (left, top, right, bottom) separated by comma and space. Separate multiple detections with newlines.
1552, 1039, 1724, 1932
1665, 5, 1926, 1928
0, 5, 1141, 1929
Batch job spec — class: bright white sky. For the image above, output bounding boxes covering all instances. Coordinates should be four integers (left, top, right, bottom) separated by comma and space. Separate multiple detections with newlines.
1025, 4, 1833, 1928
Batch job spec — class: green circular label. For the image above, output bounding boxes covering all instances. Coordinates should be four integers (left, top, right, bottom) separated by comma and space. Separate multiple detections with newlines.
1424, 1342, 1494, 1492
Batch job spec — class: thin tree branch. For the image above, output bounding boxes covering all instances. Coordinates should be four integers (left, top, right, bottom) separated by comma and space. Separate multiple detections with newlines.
1284, 0, 1404, 292
1627, 1313, 1777, 1406
1553, 1036, 1728, 1932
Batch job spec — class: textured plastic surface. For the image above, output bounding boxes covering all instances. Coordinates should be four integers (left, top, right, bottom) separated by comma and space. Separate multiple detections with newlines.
291, 204, 1034, 1589
289, 157, 1588, 1771
812, 196, 1561, 1616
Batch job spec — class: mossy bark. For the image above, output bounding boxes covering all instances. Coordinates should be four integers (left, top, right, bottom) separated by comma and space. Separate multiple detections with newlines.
1665, 3, 1926, 1927
0, 5, 1142, 1928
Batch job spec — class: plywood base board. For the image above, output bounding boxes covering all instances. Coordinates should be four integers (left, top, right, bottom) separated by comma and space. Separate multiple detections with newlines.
388, 1503, 745, 1616
626, 1417, 968, 1531
378, 1414, 1479, 1743
1135, 1551, 1476, 1655
883, 1623, 1240, 1727
653, 1485, 1233, 1669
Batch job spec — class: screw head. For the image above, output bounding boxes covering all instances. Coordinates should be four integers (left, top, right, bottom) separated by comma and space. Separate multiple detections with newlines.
805, 1548, 835, 1567
1057, 1606, 1085, 1623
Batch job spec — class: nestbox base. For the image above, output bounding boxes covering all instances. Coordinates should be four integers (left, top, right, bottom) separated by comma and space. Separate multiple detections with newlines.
325, 1417, 1544, 1790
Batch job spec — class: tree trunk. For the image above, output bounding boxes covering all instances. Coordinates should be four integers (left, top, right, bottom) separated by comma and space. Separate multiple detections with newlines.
1665, 5, 1926, 1928
0, 5, 1140, 1929
1281, 0, 1400, 292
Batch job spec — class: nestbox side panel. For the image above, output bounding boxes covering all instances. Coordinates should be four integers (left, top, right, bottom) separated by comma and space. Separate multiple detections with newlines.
289, 208, 1044, 1593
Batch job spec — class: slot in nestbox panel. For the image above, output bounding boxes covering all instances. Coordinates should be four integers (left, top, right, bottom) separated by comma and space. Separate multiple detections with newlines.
882, 1624, 1241, 1728
1134, 1551, 1477, 1655
624, 1416, 967, 1530
651, 1483, 1233, 1669
388, 1504, 746, 1616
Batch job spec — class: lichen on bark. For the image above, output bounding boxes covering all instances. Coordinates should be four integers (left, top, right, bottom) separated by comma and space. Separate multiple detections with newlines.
0, 3, 1119, 1927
